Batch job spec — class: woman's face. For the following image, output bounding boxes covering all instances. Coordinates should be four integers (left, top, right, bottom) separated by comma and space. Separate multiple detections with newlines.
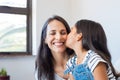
45, 20, 68, 53
66, 26, 78, 49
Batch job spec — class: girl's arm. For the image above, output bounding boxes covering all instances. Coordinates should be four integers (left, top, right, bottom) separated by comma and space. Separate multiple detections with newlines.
93, 62, 108, 80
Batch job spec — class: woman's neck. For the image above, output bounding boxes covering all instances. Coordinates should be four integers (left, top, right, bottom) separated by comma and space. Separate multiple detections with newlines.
52, 51, 68, 66
53, 52, 69, 79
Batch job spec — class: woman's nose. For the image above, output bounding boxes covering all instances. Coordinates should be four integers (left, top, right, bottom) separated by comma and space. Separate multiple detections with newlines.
55, 33, 62, 40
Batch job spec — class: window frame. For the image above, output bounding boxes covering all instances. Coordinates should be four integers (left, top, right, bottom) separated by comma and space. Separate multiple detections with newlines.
0, 0, 32, 55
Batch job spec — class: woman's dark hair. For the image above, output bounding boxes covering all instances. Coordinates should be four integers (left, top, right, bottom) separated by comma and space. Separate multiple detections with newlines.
35, 15, 74, 80
75, 19, 120, 78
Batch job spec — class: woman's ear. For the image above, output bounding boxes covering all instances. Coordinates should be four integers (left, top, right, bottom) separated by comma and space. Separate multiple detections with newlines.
76, 33, 82, 41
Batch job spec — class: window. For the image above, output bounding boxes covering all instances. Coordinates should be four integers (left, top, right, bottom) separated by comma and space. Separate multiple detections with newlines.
0, 0, 32, 55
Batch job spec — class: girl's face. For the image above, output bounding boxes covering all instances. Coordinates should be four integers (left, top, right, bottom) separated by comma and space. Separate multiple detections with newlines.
45, 20, 68, 53
66, 26, 78, 49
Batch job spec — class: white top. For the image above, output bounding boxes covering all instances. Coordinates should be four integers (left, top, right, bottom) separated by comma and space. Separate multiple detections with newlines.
35, 70, 68, 80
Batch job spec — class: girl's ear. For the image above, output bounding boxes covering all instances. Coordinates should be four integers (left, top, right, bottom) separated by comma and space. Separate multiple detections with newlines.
76, 33, 82, 41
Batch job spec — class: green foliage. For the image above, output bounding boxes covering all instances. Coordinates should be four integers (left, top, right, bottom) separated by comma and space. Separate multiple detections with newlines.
0, 68, 7, 76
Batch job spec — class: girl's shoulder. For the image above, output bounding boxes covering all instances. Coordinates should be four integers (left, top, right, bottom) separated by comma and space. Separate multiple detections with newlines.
85, 50, 107, 72
66, 55, 77, 67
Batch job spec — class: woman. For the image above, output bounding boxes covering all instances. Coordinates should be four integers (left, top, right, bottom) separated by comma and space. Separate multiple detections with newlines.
64, 19, 120, 80
35, 15, 74, 80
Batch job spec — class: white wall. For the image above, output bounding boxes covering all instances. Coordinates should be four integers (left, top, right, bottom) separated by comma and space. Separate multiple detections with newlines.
0, 56, 35, 80
69, 0, 120, 71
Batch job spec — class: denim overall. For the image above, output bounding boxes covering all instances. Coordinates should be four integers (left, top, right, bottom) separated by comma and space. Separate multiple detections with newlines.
64, 53, 94, 80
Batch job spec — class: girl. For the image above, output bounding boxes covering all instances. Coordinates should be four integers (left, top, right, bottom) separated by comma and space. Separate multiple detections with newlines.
64, 19, 120, 80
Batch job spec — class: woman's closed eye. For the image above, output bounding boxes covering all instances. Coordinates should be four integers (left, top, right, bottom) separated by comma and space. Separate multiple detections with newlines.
60, 30, 67, 35
49, 30, 67, 35
49, 31, 56, 35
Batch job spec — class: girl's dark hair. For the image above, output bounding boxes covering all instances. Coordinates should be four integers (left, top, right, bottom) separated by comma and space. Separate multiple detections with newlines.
75, 19, 120, 78
35, 15, 74, 80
